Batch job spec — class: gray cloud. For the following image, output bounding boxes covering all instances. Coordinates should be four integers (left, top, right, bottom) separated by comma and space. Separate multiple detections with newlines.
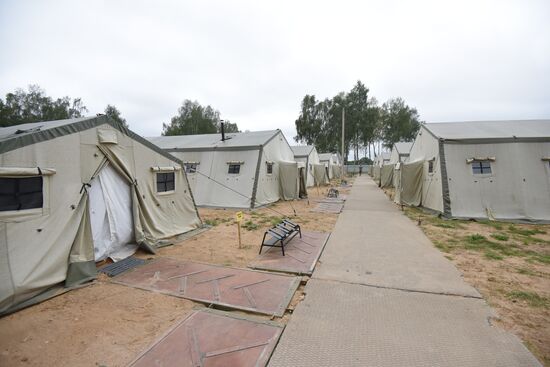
1, 0, 549, 141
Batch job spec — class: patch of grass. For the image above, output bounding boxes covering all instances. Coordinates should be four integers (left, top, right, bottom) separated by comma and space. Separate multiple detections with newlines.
507, 290, 549, 308
517, 267, 537, 276
434, 241, 452, 253
269, 216, 283, 226
204, 218, 219, 226
477, 220, 504, 230
490, 233, 509, 241
529, 253, 550, 264
242, 220, 259, 231
484, 250, 504, 260
508, 225, 546, 237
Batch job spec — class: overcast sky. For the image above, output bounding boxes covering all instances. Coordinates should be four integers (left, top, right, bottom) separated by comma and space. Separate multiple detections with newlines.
1, 0, 549, 142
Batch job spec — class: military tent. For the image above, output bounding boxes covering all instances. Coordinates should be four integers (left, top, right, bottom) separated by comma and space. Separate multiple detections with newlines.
404, 120, 550, 222
148, 130, 295, 208
291, 145, 321, 187
0, 116, 201, 315
389, 142, 413, 164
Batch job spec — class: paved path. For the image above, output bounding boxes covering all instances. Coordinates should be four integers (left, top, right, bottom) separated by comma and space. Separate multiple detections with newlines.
269, 175, 541, 367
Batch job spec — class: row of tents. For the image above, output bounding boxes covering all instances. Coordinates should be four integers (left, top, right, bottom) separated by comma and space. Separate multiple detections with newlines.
371, 119, 550, 223
0, 116, 340, 315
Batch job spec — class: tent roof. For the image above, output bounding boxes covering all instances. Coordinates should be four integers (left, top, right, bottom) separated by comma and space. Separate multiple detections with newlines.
394, 142, 413, 154
424, 120, 550, 142
0, 116, 180, 163
318, 153, 333, 161
291, 145, 315, 157
147, 130, 280, 151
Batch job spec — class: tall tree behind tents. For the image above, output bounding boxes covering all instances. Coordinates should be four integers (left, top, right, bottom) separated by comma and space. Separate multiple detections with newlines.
220, 121, 239, 133
0, 85, 88, 127
162, 99, 239, 135
294, 94, 321, 145
104, 104, 129, 128
380, 97, 422, 148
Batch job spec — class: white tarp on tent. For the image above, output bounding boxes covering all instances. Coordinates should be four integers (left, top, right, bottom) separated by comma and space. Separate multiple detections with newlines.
88, 164, 137, 262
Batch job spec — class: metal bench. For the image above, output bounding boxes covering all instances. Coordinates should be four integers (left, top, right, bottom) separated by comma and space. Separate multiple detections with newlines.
259, 219, 302, 256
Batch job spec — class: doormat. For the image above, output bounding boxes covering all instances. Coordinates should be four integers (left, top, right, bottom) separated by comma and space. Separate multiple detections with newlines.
99, 257, 147, 277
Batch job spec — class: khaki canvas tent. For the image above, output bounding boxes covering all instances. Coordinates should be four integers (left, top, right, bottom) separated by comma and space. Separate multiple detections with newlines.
399, 120, 550, 222
291, 145, 324, 187
389, 142, 413, 164
148, 130, 297, 208
0, 116, 202, 315
371, 152, 390, 184
319, 153, 336, 180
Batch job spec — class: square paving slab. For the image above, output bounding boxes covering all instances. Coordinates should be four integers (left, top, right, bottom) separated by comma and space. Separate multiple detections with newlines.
248, 231, 330, 275
269, 279, 541, 367
130, 309, 283, 367
113, 258, 300, 316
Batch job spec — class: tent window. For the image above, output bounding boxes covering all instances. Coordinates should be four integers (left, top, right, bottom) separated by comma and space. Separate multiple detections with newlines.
266, 162, 273, 174
228, 164, 241, 174
156, 172, 175, 192
428, 160, 434, 173
184, 163, 198, 174
472, 161, 492, 175
0, 177, 43, 212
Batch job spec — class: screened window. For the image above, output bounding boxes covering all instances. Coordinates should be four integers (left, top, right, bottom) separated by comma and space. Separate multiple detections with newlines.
156, 172, 175, 192
428, 160, 434, 174
0, 177, 43, 212
228, 164, 241, 174
472, 161, 492, 175
266, 162, 273, 174
184, 163, 198, 174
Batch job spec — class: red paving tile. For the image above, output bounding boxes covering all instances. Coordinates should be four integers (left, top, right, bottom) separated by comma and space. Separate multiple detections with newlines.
248, 231, 330, 275
310, 201, 344, 213
130, 309, 283, 367
113, 258, 300, 316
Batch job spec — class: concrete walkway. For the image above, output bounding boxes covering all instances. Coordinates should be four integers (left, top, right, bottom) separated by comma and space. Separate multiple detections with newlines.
269, 176, 541, 367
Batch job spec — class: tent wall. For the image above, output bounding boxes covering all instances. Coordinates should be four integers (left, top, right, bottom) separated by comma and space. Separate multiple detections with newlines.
408, 126, 444, 213
313, 164, 329, 186
0, 122, 201, 315
444, 141, 550, 221
278, 161, 299, 200
255, 131, 296, 206
380, 164, 395, 188
170, 149, 258, 208
394, 160, 424, 206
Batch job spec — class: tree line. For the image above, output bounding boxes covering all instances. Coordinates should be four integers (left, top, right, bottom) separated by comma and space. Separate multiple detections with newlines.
0, 85, 239, 135
294, 80, 421, 163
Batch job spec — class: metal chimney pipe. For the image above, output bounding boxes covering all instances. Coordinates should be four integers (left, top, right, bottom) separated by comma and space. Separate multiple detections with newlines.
220, 120, 225, 141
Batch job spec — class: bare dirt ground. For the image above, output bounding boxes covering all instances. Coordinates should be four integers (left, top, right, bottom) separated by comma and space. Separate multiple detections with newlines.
0, 181, 348, 367
381, 188, 550, 365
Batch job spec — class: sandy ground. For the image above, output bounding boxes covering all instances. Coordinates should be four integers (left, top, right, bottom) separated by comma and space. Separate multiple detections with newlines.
381, 188, 550, 365
0, 181, 347, 367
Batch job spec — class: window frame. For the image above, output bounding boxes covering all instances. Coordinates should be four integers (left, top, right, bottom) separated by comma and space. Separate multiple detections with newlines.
228, 163, 241, 175
184, 162, 199, 174
155, 171, 176, 194
471, 160, 492, 176
0, 176, 44, 212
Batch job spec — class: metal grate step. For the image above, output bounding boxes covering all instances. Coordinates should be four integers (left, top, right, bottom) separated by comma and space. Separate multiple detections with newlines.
99, 257, 147, 277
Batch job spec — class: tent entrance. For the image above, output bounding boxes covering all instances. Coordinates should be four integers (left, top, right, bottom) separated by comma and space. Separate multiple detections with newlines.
298, 167, 308, 198
88, 163, 137, 262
